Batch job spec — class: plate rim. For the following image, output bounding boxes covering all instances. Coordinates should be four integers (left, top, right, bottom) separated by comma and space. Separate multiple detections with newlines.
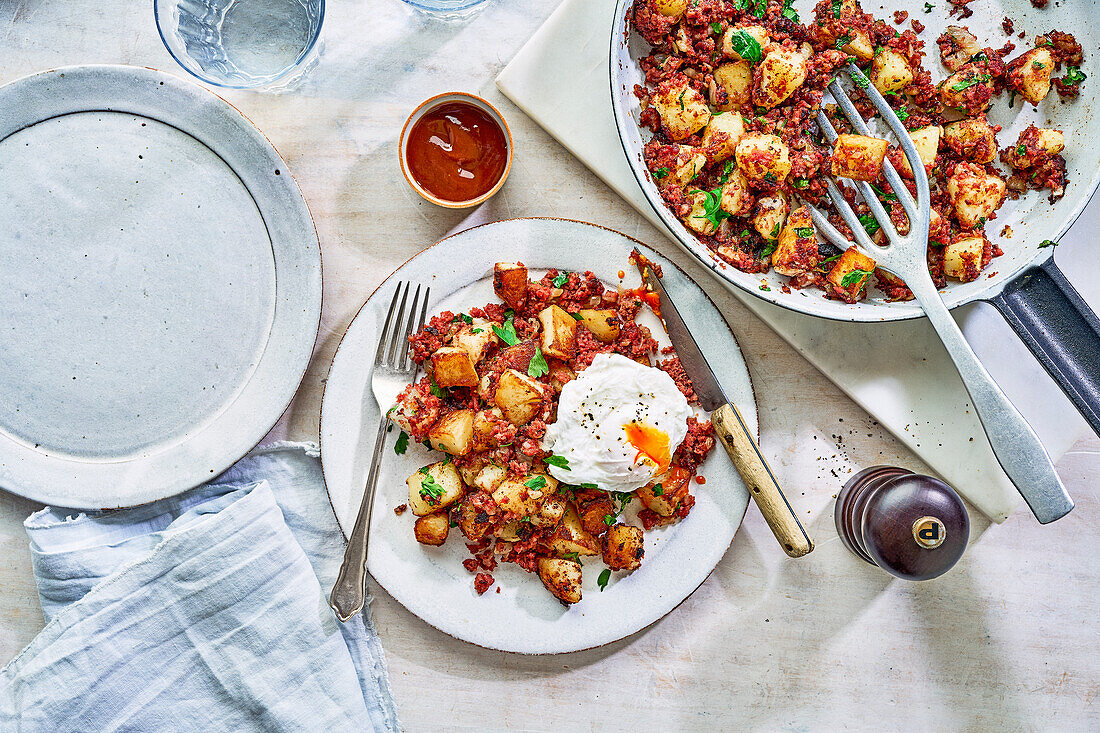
0, 65, 323, 508
318, 216, 755, 654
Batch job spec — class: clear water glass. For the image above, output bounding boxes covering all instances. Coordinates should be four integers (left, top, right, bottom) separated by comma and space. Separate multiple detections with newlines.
155, 0, 324, 91
399, 0, 490, 19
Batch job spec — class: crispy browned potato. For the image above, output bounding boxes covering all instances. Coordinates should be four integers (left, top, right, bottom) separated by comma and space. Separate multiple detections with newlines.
471, 409, 509, 451
431, 346, 479, 388
493, 369, 548, 425
406, 461, 465, 516
451, 323, 498, 365
413, 513, 449, 546
532, 494, 567, 528
547, 359, 576, 394
771, 206, 818, 276
537, 557, 582, 604
545, 503, 599, 556
455, 493, 495, 541
491, 474, 553, 518
493, 262, 528, 310
831, 134, 890, 182
827, 247, 877, 303
637, 468, 692, 517
576, 309, 620, 343
602, 523, 644, 571
579, 495, 615, 537
537, 305, 577, 359
428, 409, 475, 456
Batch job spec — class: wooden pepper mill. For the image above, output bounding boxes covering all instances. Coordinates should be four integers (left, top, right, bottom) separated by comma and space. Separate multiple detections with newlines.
835, 466, 969, 580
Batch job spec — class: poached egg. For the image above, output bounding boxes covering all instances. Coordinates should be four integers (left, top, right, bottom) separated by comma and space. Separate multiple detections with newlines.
542, 353, 691, 492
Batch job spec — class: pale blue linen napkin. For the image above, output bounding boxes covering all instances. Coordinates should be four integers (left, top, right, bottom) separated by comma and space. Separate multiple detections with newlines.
0, 442, 399, 732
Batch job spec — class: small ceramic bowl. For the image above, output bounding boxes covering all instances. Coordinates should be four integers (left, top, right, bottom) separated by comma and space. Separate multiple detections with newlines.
398, 92, 513, 209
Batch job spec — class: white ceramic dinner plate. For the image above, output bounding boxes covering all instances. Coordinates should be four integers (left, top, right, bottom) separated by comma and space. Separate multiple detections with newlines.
320, 218, 754, 654
0, 66, 321, 509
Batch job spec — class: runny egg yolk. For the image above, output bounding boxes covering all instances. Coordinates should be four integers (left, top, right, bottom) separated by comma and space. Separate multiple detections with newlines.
623, 422, 671, 474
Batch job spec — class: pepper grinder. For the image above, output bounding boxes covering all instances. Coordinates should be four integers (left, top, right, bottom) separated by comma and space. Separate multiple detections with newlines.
835, 466, 970, 580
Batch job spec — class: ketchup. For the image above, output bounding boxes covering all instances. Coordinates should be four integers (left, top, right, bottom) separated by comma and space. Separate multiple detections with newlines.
405, 101, 508, 203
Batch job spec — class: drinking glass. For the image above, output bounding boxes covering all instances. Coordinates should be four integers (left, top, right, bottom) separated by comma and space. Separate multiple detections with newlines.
155, 0, 324, 91
399, 0, 489, 19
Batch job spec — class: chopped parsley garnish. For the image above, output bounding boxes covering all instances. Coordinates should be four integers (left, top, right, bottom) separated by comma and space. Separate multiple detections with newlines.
896, 107, 910, 122
832, 0, 842, 18
580, 482, 599, 489
835, 35, 852, 51
951, 74, 991, 92
841, 268, 874, 288
852, 70, 870, 89
690, 186, 731, 230
652, 483, 664, 497
1008, 90, 1018, 108
780, 0, 799, 22
759, 283, 771, 291
763, 172, 777, 183
653, 166, 670, 180
471, 328, 483, 334
793, 178, 809, 189
528, 346, 549, 378
597, 568, 612, 591
678, 90, 686, 111
429, 379, 447, 399
859, 213, 881, 236
769, 221, 782, 238
419, 470, 444, 503
795, 227, 815, 238
752, 0, 766, 18
869, 183, 897, 202
563, 551, 580, 562
761, 240, 778, 258
552, 272, 568, 288
1032, 61, 1046, 70
727, 31, 763, 63
525, 475, 548, 490
603, 514, 616, 526
452, 313, 473, 324
923, 2, 933, 12
394, 431, 409, 455
1016, 145, 1027, 156
720, 158, 736, 182
1038, 239, 1058, 248
732, 0, 750, 8
710, 21, 722, 34
1065, 67, 1087, 86
545, 455, 571, 470
492, 318, 520, 346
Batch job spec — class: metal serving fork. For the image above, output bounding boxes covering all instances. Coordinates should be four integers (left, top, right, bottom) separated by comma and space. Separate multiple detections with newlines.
330, 282, 429, 622
807, 63, 1074, 524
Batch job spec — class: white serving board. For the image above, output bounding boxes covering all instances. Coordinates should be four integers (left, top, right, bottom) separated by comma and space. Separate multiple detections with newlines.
496, 0, 1099, 522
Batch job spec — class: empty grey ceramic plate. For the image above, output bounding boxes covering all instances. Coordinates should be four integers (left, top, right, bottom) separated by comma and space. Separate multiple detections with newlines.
320, 218, 753, 653
0, 66, 321, 509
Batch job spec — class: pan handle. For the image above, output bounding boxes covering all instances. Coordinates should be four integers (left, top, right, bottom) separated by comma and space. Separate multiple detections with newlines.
987, 254, 1100, 437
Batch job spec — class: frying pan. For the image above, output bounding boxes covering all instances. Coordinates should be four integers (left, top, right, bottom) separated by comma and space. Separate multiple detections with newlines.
611, 0, 1100, 436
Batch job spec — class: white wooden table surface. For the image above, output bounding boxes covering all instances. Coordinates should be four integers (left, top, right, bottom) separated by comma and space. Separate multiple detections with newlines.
0, 1, 1097, 730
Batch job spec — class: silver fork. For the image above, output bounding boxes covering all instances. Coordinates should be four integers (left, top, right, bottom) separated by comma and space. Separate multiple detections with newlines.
806, 63, 1074, 524
330, 282, 429, 621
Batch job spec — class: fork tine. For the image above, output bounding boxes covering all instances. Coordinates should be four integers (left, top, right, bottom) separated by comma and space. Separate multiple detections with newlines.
398, 284, 421, 371
833, 66, 924, 225
406, 286, 430, 372
823, 180, 881, 254
386, 283, 410, 367
375, 285, 402, 366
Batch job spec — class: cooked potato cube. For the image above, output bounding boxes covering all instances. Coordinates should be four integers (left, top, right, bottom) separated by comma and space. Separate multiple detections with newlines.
939, 26, 983, 72
471, 409, 508, 451
711, 61, 752, 112
1008, 47, 1054, 104
947, 162, 1005, 229
772, 206, 819, 276
871, 48, 914, 94
471, 463, 506, 494
428, 409, 475, 456
545, 503, 599, 556
666, 145, 706, 187
492, 474, 554, 517
652, 80, 711, 141
538, 305, 577, 360
685, 191, 718, 236
827, 247, 877, 303
700, 112, 746, 162
576, 309, 620, 343
532, 494, 567, 528
654, 0, 687, 18
841, 31, 875, 61
719, 170, 753, 216
735, 133, 791, 185
831, 134, 890, 182
1003, 126, 1065, 170
637, 467, 692, 517
722, 25, 769, 60
939, 67, 995, 111
896, 125, 942, 177
578, 495, 616, 537
537, 557, 582, 605
493, 369, 548, 425
455, 495, 494, 541
943, 118, 998, 164
752, 195, 789, 242
413, 513, 449, 546
755, 43, 811, 110
430, 346, 479, 388
389, 385, 441, 436
451, 322, 498, 365
407, 461, 465, 516
547, 359, 576, 394
494, 519, 529, 542
493, 262, 528, 310
602, 524, 644, 571
943, 235, 986, 282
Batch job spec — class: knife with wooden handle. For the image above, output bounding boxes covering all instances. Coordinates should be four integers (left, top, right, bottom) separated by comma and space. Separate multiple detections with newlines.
636, 256, 813, 558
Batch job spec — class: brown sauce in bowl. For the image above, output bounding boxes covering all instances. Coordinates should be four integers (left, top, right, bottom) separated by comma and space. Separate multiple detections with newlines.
405, 101, 507, 203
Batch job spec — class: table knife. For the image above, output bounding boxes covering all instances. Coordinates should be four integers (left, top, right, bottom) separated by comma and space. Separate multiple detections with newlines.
637, 258, 814, 558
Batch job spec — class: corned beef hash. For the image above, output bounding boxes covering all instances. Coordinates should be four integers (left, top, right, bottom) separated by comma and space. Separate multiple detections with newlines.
630, 0, 1086, 302
388, 256, 716, 604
